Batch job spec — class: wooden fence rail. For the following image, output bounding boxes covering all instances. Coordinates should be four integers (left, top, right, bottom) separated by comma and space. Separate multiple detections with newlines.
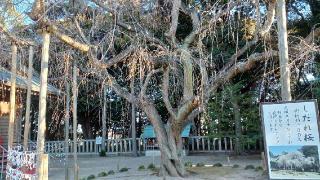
45, 136, 262, 155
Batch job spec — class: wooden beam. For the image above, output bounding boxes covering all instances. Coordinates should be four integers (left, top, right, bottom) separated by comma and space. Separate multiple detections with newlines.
64, 60, 70, 180
101, 85, 107, 151
8, 43, 17, 149
36, 31, 50, 179
276, 0, 292, 101
23, 46, 34, 150
131, 79, 137, 156
72, 62, 79, 180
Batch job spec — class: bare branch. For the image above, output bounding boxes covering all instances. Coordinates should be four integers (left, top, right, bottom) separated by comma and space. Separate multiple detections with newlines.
162, 67, 177, 119
140, 68, 163, 96
0, 23, 36, 46
259, 0, 276, 37
104, 71, 135, 103
175, 96, 200, 125
182, 9, 200, 48
166, 0, 181, 42
48, 24, 91, 52
224, 0, 276, 68
29, 0, 45, 21
207, 50, 278, 95
74, 17, 90, 44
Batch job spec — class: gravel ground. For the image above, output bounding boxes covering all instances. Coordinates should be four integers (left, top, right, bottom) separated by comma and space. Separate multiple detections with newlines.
49, 153, 267, 180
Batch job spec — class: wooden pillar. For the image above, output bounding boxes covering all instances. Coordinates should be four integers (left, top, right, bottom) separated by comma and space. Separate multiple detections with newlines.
8, 43, 17, 149
64, 61, 70, 180
36, 31, 50, 179
72, 62, 79, 180
23, 45, 34, 150
40, 154, 49, 180
276, 0, 291, 101
101, 86, 107, 151
130, 79, 137, 156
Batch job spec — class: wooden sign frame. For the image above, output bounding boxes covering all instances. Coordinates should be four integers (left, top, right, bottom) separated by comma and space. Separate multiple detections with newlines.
260, 100, 320, 180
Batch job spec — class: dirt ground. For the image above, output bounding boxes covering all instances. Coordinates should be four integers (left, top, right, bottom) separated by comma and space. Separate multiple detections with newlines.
49, 154, 268, 180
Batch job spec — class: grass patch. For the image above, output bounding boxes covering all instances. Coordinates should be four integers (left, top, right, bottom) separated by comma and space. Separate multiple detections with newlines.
213, 163, 223, 167
98, 171, 108, 177
196, 162, 205, 167
148, 163, 156, 170
244, 165, 255, 170
232, 164, 240, 168
138, 165, 145, 170
108, 170, 115, 175
255, 166, 263, 171
99, 150, 106, 157
87, 174, 95, 180
119, 167, 129, 172
185, 161, 193, 167
188, 166, 231, 177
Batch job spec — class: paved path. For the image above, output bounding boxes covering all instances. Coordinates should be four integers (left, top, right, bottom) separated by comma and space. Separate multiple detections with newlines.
49, 154, 266, 180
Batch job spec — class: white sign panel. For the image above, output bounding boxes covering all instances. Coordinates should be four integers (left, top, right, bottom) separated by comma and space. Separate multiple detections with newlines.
96, 136, 102, 145
261, 100, 320, 179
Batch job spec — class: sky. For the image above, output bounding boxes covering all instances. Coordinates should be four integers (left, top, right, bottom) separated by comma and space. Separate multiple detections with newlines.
269, 145, 304, 156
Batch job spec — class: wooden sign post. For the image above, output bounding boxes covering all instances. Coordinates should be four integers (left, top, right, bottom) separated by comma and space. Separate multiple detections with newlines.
261, 100, 320, 179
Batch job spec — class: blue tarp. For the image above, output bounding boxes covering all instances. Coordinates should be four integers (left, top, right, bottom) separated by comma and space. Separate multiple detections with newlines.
141, 124, 192, 138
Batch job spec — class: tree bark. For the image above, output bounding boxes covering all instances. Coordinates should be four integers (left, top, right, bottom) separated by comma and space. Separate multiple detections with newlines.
72, 62, 79, 180
36, 31, 50, 179
140, 99, 186, 177
276, 0, 292, 101
182, 48, 193, 101
23, 45, 34, 150
8, 43, 17, 149
64, 62, 70, 180
130, 79, 137, 156
101, 85, 107, 151
231, 95, 241, 155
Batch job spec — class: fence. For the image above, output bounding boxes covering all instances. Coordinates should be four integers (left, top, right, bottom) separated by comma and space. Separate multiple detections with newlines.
45, 136, 263, 155
46, 138, 146, 155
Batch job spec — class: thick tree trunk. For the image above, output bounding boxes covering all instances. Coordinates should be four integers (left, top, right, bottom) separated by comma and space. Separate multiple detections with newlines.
158, 124, 186, 177
140, 100, 186, 177
231, 96, 241, 155
130, 79, 137, 156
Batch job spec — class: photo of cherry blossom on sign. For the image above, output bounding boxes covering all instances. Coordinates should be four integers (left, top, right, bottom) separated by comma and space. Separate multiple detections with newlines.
269, 145, 320, 179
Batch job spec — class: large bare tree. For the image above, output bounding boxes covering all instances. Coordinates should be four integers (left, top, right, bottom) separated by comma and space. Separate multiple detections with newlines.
7, 0, 316, 177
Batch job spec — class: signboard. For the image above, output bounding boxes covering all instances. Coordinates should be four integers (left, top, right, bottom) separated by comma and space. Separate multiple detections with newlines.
261, 100, 320, 179
96, 136, 102, 145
